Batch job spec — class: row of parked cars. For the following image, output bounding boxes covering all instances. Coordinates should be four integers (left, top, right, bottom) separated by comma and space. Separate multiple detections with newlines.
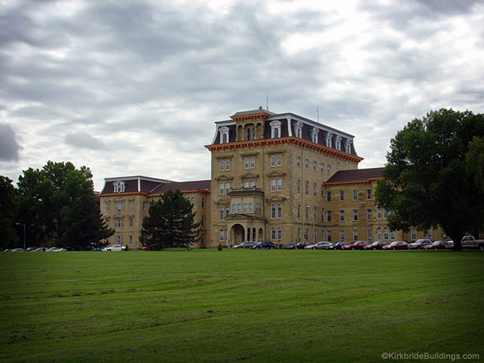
3, 247, 67, 252
289, 239, 453, 250
231, 239, 454, 250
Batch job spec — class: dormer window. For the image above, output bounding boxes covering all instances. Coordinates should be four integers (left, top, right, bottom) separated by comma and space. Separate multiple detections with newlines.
326, 132, 333, 148
220, 127, 229, 144
344, 139, 352, 153
113, 181, 126, 193
294, 121, 303, 138
335, 135, 342, 151
311, 128, 319, 143
270, 121, 282, 138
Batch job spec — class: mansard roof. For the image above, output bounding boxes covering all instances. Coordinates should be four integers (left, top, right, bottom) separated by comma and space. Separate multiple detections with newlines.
208, 108, 360, 158
325, 167, 384, 185
100, 176, 211, 196
100, 176, 173, 195
150, 180, 211, 195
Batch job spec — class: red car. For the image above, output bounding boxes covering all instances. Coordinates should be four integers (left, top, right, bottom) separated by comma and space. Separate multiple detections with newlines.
424, 240, 453, 249
343, 241, 369, 250
383, 241, 408, 250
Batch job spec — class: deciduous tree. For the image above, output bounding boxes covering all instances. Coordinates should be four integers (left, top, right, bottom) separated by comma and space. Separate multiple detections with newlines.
0, 176, 19, 249
375, 109, 484, 250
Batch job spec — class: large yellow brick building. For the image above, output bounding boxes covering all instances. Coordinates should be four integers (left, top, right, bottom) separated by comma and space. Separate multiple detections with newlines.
98, 108, 445, 249
205, 108, 363, 247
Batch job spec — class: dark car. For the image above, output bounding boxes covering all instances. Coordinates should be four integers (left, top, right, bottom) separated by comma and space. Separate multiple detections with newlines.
383, 241, 408, 250
343, 241, 369, 250
363, 241, 388, 250
424, 240, 453, 249
232, 241, 256, 249
252, 241, 275, 249
329, 242, 347, 250
295, 241, 311, 249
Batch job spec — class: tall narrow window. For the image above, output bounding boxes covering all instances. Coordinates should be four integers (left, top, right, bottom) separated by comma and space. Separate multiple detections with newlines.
270, 121, 282, 138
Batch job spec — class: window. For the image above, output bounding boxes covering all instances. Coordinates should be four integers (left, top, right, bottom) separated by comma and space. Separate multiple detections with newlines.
225, 183, 230, 195
327, 165, 331, 175
220, 161, 225, 171
353, 209, 358, 221
297, 156, 300, 167
297, 179, 301, 193
326, 132, 333, 148
250, 158, 255, 168
326, 191, 331, 202
335, 135, 342, 151
295, 121, 303, 138
114, 217, 124, 228
225, 207, 230, 218
244, 158, 249, 169
383, 228, 389, 240
271, 155, 282, 167
411, 228, 417, 240
321, 163, 324, 173
313, 183, 317, 196
114, 201, 124, 211
270, 121, 282, 138
390, 230, 396, 240
129, 217, 133, 228
271, 179, 276, 192
339, 191, 344, 201
191, 197, 195, 206
305, 181, 309, 194
313, 161, 317, 171
105, 201, 110, 212
219, 207, 224, 221
311, 128, 319, 143
327, 210, 332, 222
339, 230, 345, 242
220, 127, 229, 144
377, 228, 382, 240
219, 183, 224, 195
367, 229, 373, 241
377, 207, 383, 219
297, 204, 301, 219
277, 179, 282, 191
353, 190, 358, 201
113, 181, 125, 193
339, 209, 344, 222
271, 205, 276, 219
243, 203, 248, 213
327, 230, 332, 242
366, 189, 372, 200
305, 159, 309, 169
277, 204, 282, 218
219, 230, 224, 241
271, 228, 276, 240
129, 235, 133, 245
255, 203, 262, 213
277, 228, 282, 240
353, 230, 358, 241
367, 208, 372, 221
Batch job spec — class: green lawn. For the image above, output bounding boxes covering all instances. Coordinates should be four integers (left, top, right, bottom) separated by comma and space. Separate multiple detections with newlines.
0, 249, 483, 362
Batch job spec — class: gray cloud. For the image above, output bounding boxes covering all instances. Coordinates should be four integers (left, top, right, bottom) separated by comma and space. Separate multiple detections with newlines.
0, 123, 21, 162
65, 131, 107, 151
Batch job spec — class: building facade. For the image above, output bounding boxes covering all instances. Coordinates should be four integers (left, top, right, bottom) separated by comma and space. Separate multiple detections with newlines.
99, 176, 211, 249
205, 108, 363, 247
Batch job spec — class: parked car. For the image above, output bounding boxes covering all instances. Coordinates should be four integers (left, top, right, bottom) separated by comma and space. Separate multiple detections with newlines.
329, 242, 347, 250
343, 241, 369, 250
295, 241, 311, 249
102, 244, 125, 251
408, 239, 434, 250
306, 241, 333, 250
383, 241, 408, 250
232, 241, 256, 249
251, 241, 275, 249
364, 241, 388, 250
424, 240, 453, 249
461, 236, 484, 250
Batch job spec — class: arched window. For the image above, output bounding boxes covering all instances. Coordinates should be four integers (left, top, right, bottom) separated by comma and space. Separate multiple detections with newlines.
294, 121, 303, 138
270, 121, 282, 138
220, 127, 229, 144
311, 127, 319, 143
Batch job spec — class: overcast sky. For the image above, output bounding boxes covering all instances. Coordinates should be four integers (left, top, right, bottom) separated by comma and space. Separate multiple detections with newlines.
1, 0, 483, 191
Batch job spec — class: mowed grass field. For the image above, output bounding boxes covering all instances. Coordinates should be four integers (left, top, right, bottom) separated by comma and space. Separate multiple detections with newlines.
0, 249, 483, 363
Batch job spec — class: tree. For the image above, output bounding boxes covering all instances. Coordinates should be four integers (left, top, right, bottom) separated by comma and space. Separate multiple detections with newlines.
375, 109, 484, 250
466, 136, 484, 191
0, 176, 19, 249
17, 161, 114, 250
140, 189, 200, 250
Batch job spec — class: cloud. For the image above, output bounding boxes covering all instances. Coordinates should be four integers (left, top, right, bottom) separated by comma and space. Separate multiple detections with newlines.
0, 123, 21, 162
65, 131, 107, 150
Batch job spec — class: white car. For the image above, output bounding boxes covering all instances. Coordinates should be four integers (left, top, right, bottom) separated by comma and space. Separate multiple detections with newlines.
305, 241, 333, 250
102, 244, 125, 251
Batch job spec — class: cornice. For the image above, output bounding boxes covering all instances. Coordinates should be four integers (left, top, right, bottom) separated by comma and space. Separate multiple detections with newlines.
205, 137, 363, 163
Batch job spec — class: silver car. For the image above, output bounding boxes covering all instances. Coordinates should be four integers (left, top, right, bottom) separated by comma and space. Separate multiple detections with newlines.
102, 244, 125, 251
306, 241, 333, 250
